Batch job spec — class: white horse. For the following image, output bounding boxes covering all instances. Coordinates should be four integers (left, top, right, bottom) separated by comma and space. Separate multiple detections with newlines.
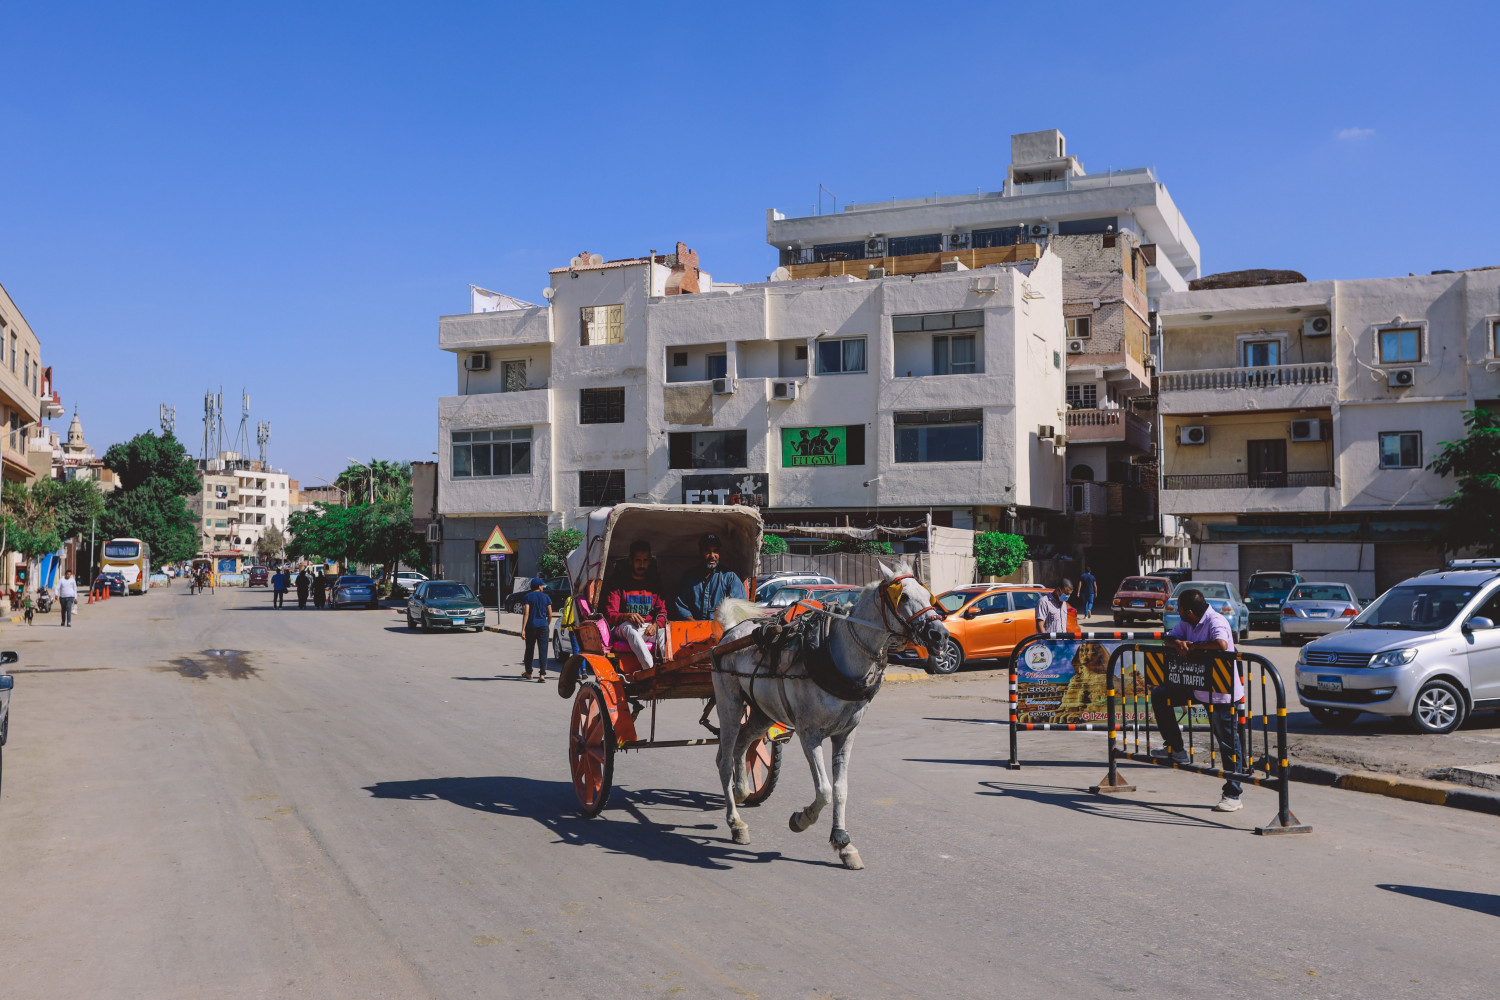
711, 563, 947, 869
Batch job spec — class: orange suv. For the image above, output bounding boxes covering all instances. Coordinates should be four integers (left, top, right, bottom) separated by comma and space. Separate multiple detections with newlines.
890, 585, 1077, 675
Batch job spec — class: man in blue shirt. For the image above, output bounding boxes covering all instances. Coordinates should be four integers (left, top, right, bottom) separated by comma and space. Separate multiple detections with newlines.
271, 568, 288, 609
521, 577, 553, 682
1077, 569, 1097, 620
672, 534, 746, 621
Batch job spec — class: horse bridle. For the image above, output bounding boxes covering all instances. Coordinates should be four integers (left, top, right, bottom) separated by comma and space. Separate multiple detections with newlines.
877, 573, 943, 640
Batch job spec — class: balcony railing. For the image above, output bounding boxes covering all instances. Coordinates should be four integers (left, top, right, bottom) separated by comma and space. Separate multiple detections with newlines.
1163, 471, 1334, 491
1159, 363, 1333, 392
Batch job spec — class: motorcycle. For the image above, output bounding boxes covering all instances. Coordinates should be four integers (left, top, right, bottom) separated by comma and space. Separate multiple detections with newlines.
36, 588, 53, 614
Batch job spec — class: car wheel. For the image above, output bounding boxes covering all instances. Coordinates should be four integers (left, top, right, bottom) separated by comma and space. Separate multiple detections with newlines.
1408, 679, 1466, 735
1308, 705, 1361, 727
1279, 634, 1297, 646
406, 613, 415, 631
1113, 615, 1125, 626
928, 637, 964, 675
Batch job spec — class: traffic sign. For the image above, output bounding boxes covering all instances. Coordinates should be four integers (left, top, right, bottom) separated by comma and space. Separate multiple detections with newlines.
480, 526, 515, 555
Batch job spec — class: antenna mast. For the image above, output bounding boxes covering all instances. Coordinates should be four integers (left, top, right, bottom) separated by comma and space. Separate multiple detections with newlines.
159, 404, 176, 436
257, 421, 271, 467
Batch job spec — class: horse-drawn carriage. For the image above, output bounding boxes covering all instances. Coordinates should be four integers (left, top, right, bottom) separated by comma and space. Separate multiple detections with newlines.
555, 503, 948, 869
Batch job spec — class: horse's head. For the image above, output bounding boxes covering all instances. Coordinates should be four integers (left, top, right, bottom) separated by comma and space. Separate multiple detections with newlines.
878, 562, 948, 652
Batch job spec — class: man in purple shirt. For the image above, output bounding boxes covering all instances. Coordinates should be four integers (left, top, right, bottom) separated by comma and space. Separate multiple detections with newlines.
1149, 588, 1245, 812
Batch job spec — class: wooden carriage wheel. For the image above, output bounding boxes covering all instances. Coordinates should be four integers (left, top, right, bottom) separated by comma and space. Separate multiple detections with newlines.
740, 735, 782, 806
568, 680, 615, 817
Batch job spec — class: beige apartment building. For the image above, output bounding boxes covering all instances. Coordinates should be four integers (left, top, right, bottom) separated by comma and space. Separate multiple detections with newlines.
190, 452, 291, 566
1157, 266, 1500, 599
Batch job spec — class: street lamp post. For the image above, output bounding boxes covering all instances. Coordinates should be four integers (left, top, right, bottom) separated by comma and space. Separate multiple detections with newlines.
346, 458, 374, 504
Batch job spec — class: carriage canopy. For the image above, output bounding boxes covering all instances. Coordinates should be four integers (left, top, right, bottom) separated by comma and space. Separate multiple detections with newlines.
565, 503, 763, 600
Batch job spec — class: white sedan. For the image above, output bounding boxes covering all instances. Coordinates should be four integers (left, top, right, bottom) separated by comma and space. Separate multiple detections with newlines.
392, 571, 429, 597
1279, 582, 1361, 644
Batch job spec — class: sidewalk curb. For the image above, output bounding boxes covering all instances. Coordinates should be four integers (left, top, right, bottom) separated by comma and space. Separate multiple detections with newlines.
1288, 762, 1500, 816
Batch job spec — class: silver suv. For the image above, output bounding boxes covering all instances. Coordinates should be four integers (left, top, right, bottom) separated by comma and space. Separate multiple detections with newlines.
1294, 570, 1500, 733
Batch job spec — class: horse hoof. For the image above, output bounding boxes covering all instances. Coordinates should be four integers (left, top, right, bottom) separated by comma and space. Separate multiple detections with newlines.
731, 825, 751, 845
839, 848, 864, 870
789, 813, 810, 833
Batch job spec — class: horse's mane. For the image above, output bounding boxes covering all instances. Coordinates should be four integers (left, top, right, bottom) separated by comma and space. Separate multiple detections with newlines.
716, 597, 763, 630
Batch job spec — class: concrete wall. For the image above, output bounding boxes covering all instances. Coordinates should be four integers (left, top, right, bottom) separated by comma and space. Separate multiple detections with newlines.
1163, 410, 1334, 476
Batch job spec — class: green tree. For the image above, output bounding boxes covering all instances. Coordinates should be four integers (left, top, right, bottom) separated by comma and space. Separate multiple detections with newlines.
537, 528, 582, 579
760, 533, 788, 556
286, 502, 359, 566
40, 478, 106, 541
335, 459, 412, 506
820, 539, 894, 555
99, 431, 200, 563
1429, 408, 1500, 556
975, 532, 1028, 578
2, 481, 63, 583
255, 525, 286, 560
350, 501, 428, 590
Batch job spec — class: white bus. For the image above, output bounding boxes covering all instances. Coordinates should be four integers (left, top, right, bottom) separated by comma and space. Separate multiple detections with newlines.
100, 538, 152, 595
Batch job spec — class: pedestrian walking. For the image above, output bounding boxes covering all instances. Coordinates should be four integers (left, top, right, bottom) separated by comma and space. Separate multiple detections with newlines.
296, 569, 310, 609
1077, 569, 1097, 620
521, 576, 553, 682
57, 570, 78, 627
271, 567, 287, 609
312, 572, 328, 609
1035, 579, 1073, 633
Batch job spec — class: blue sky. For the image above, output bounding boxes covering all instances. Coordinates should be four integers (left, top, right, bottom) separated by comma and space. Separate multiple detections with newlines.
2, 2, 1493, 481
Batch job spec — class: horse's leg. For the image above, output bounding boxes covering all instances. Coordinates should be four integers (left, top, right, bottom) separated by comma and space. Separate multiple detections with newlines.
713, 667, 751, 845
789, 728, 831, 834
732, 703, 773, 804
827, 729, 863, 870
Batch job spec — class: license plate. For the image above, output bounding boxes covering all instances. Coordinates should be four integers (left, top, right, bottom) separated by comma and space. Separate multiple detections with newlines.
1309, 610, 1331, 618
1317, 675, 1343, 692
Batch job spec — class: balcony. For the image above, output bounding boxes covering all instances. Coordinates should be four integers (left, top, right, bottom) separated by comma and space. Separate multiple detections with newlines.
440, 306, 551, 351
1065, 409, 1152, 452
1163, 471, 1333, 490
1159, 470, 1336, 516
785, 243, 1038, 281
1158, 363, 1336, 414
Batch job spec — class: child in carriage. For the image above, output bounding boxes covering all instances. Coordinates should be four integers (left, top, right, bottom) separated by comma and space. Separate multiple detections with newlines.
602, 540, 668, 670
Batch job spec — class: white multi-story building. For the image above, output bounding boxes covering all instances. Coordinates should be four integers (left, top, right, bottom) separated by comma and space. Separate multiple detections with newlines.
190, 452, 291, 564
1157, 266, 1500, 598
435, 243, 1067, 600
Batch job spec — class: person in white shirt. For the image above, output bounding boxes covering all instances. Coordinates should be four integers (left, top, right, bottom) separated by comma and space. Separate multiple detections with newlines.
1035, 579, 1074, 633
57, 570, 78, 627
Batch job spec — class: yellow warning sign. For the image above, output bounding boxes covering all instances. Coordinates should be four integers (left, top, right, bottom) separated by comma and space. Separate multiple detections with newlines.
480, 526, 515, 555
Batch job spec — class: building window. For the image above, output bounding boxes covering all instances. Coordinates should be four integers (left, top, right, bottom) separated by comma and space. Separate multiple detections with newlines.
812, 240, 865, 262
1379, 327, 1422, 364
451, 428, 532, 478
8, 334, 14, 372
706, 353, 728, 380
887, 234, 942, 256
1242, 340, 1280, 367
23, 351, 30, 386
1379, 431, 1421, 469
1066, 384, 1098, 410
672, 351, 688, 367
893, 310, 983, 334
668, 430, 747, 469
932, 335, 976, 375
894, 409, 983, 463
972, 226, 1026, 249
580, 304, 624, 346
1057, 217, 1117, 236
579, 469, 625, 507
1492, 319, 1500, 358
815, 337, 867, 375
794, 345, 808, 361
1067, 316, 1091, 340
579, 387, 625, 424
501, 360, 527, 393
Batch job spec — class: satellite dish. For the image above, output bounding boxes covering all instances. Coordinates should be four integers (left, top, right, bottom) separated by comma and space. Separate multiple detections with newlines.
770, 266, 791, 281
570, 255, 586, 267
542, 287, 555, 301
588, 253, 603, 266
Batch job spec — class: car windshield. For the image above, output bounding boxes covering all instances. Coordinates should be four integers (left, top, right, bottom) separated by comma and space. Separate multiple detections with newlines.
1248, 574, 1297, 593
339, 576, 374, 586
1349, 584, 1477, 631
768, 588, 807, 607
937, 590, 985, 613
1290, 585, 1352, 602
1175, 583, 1230, 601
425, 583, 473, 600
1121, 578, 1167, 593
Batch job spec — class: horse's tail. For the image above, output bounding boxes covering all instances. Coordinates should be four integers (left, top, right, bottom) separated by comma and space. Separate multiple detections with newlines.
716, 597, 764, 631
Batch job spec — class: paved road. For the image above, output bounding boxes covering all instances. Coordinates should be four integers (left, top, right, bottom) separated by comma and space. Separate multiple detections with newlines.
3, 589, 1499, 998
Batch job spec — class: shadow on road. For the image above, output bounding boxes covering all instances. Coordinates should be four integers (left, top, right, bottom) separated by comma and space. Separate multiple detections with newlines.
452, 675, 543, 683
923, 716, 1005, 728
976, 779, 1242, 831
1378, 884, 1500, 917
909, 756, 1099, 769
362, 775, 841, 870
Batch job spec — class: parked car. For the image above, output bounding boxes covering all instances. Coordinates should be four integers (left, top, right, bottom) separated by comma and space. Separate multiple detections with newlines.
330, 575, 379, 609
1279, 582, 1361, 645
891, 585, 1076, 675
247, 566, 269, 587
96, 571, 127, 596
407, 581, 488, 632
766, 584, 862, 611
1245, 571, 1303, 629
504, 576, 571, 614
1420, 558, 1500, 576
1162, 580, 1250, 642
1110, 575, 1172, 625
753, 574, 836, 605
392, 571, 428, 596
1154, 566, 1193, 588
1295, 569, 1500, 733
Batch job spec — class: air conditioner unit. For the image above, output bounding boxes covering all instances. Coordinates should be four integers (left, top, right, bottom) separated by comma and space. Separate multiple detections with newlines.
1303, 316, 1332, 338
712, 377, 736, 395
865, 237, 886, 256
771, 380, 798, 401
1178, 425, 1207, 445
1066, 339, 1087, 354
1144, 353, 1158, 369
1388, 368, 1415, 388
426, 522, 442, 543
1290, 417, 1324, 442
1130, 454, 1155, 466
1038, 424, 1055, 440
463, 353, 489, 372
1053, 433, 1068, 449
947, 233, 971, 249
1028, 223, 1050, 238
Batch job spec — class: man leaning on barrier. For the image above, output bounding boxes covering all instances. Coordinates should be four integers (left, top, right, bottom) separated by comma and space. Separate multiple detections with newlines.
1150, 588, 1245, 813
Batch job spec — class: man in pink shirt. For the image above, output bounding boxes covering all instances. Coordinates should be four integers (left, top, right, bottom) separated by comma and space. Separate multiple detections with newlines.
1149, 588, 1245, 812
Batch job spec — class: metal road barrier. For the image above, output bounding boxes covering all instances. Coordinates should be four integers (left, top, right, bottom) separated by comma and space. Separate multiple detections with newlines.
1093, 643, 1311, 836
1006, 631, 1165, 770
